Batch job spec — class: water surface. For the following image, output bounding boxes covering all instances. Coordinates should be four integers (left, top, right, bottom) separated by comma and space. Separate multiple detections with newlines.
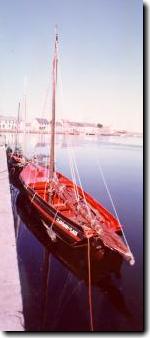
7, 133, 143, 332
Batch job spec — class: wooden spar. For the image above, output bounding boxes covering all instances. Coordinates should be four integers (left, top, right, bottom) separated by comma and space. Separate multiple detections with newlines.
49, 32, 58, 180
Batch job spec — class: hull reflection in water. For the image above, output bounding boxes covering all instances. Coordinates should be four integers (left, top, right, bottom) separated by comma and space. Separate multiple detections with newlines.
13, 190, 132, 331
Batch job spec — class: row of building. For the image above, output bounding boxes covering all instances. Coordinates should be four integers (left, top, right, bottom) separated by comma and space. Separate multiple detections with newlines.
0, 116, 107, 135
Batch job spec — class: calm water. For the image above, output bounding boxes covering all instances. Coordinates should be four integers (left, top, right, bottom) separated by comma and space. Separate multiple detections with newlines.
6, 133, 143, 332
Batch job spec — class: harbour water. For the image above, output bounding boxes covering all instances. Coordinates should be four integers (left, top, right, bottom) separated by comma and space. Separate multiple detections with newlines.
6, 133, 143, 331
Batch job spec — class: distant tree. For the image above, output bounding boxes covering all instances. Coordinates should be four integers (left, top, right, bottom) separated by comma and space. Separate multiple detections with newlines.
97, 123, 103, 128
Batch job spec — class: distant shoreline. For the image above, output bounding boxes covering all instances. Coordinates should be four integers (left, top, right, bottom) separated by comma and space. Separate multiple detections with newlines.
0, 130, 143, 137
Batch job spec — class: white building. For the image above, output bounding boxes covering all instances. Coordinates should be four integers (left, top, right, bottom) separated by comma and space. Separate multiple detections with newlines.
55, 121, 64, 133
31, 118, 64, 133
32, 118, 50, 132
61, 120, 99, 135
97, 126, 112, 135
0, 116, 17, 131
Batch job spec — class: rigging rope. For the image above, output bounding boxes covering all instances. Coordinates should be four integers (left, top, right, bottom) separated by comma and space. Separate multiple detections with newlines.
57, 55, 95, 330
55, 59, 80, 205
96, 157, 135, 265
41, 84, 51, 118
70, 148, 92, 218
68, 150, 79, 202
44, 178, 49, 201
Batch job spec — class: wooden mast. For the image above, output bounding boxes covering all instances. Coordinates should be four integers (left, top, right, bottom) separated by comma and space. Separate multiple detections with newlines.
49, 31, 58, 180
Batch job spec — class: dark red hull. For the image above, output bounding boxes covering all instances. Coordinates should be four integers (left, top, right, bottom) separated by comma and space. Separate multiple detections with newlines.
18, 164, 134, 265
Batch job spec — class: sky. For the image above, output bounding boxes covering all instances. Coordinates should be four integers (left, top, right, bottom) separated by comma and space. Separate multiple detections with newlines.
0, 0, 143, 132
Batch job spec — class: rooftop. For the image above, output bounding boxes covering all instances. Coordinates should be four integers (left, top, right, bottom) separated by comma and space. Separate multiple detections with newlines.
35, 118, 49, 125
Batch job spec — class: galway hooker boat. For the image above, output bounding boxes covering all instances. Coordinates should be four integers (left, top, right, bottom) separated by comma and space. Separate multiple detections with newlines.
19, 32, 135, 265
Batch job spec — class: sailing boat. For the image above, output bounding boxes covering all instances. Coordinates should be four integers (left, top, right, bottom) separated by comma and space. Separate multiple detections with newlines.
19, 32, 135, 266
7, 102, 27, 178
16, 190, 123, 278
